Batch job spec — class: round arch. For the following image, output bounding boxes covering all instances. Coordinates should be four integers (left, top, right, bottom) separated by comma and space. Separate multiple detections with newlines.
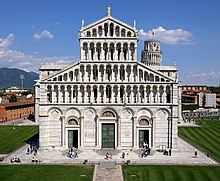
65, 107, 81, 118
135, 107, 153, 119
99, 107, 118, 119
47, 107, 63, 115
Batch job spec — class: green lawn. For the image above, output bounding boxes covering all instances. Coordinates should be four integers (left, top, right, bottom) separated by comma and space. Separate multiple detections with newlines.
123, 165, 220, 181
0, 125, 39, 154
0, 165, 93, 181
178, 119, 220, 163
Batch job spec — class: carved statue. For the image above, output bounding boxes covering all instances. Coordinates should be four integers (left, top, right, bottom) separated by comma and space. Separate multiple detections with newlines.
81, 19, 84, 28
107, 5, 111, 16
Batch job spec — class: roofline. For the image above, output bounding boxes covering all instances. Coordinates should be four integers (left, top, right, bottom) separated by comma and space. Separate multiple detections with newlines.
80, 15, 137, 33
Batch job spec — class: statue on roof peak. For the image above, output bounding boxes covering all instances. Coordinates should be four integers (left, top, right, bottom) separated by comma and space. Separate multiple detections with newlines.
107, 5, 111, 17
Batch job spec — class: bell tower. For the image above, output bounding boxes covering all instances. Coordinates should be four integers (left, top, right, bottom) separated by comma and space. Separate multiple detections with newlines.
141, 41, 162, 66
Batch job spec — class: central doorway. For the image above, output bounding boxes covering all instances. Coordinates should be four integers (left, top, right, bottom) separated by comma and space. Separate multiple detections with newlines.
102, 123, 115, 148
68, 130, 78, 148
139, 130, 149, 148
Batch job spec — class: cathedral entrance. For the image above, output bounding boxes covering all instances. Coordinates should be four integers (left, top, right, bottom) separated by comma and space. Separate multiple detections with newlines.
139, 130, 149, 148
68, 130, 78, 148
101, 123, 115, 148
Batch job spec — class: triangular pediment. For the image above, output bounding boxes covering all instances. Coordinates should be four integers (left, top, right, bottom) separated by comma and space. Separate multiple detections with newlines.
40, 61, 177, 84
136, 62, 177, 83
41, 62, 80, 82
80, 15, 138, 38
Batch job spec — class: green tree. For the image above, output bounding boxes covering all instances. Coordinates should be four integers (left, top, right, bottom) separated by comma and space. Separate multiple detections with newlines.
9, 94, 17, 102
207, 86, 220, 94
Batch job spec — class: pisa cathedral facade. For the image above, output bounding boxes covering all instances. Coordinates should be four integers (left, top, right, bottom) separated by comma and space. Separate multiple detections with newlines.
35, 7, 181, 151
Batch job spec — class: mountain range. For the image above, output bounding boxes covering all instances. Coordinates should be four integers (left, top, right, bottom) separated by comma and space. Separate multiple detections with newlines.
0, 67, 39, 89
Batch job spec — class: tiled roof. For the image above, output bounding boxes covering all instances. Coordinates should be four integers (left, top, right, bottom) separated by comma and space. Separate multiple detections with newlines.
0, 101, 34, 108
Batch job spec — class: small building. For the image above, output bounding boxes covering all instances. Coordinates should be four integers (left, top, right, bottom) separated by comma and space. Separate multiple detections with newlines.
0, 101, 34, 122
181, 88, 210, 104
198, 93, 216, 108
216, 94, 220, 105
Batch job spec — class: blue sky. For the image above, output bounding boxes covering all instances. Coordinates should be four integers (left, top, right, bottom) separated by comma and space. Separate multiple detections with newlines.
0, 0, 220, 86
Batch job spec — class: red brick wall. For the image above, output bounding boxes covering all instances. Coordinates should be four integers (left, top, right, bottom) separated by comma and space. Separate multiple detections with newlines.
0, 103, 34, 122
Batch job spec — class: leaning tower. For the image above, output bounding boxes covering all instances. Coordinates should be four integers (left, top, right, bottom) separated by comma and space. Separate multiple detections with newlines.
141, 41, 162, 66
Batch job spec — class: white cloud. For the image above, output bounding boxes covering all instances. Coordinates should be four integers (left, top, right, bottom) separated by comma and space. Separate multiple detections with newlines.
54, 22, 60, 26
33, 30, 54, 40
139, 26, 192, 45
0, 34, 78, 72
181, 71, 220, 86
0, 33, 15, 50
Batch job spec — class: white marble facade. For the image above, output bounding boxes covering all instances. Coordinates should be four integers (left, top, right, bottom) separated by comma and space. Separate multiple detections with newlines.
35, 7, 181, 151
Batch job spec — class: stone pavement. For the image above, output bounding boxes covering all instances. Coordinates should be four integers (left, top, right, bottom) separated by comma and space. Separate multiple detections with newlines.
93, 162, 123, 181
0, 119, 219, 180
1, 136, 218, 165
0, 118, 38, 126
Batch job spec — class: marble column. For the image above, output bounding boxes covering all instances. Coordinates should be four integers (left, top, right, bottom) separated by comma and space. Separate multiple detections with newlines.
117, 86, 120, 103
133, 116, 137, 148
103, 86, 106, 103
61, 116, 65, 147
144, 86, 147, 103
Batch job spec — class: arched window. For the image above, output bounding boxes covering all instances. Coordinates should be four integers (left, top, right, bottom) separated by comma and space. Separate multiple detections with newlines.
140, 86, 144, 103
139, 118, 149, 125
153, 86, 157, 103
98, 26, 102, 36
87, 31, 91, 37
60, 85, 65, 103
94, 86, 98, 103
69, 71, 73, 81
106, 65, 112, 81
120, 86, 125, 103
102, 111, 115, 117
93, 65, 98, 81
110, 43, 114, 60
155, 76, 159, 82
92, 29, 97, 37
106, 85, 112, 103
68, 119, 78, 125
121, 29, 125, 37
103, 43, 108, 60
123, 43, 128, 60
127, 31, 131, 37
104, 23, 108, 37
64, 73, 68, 81
115, 26, 120, 37
120, 66, 125, 81
149, 74, 154, 81
130, 43, 135, 60
83, 43, 88, 60
159, 86, 164, 103
47, 86, 52, 103
116, 43, 121, 60
90, 43, 95, 60
96, 43, 101, 60
58, 75, 62, 81
166, 86, 171, 103
146, 86, 151, 103
110, 23, 114, 37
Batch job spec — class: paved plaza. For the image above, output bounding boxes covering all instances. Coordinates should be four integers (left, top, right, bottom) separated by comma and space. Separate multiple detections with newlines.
1, 137, 217, 166
1, 119, 218, 166
0, 119, 219, 180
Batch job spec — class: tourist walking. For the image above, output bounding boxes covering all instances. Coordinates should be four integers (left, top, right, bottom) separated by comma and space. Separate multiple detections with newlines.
169, 148, 172, 156
195, 150, 197, 158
